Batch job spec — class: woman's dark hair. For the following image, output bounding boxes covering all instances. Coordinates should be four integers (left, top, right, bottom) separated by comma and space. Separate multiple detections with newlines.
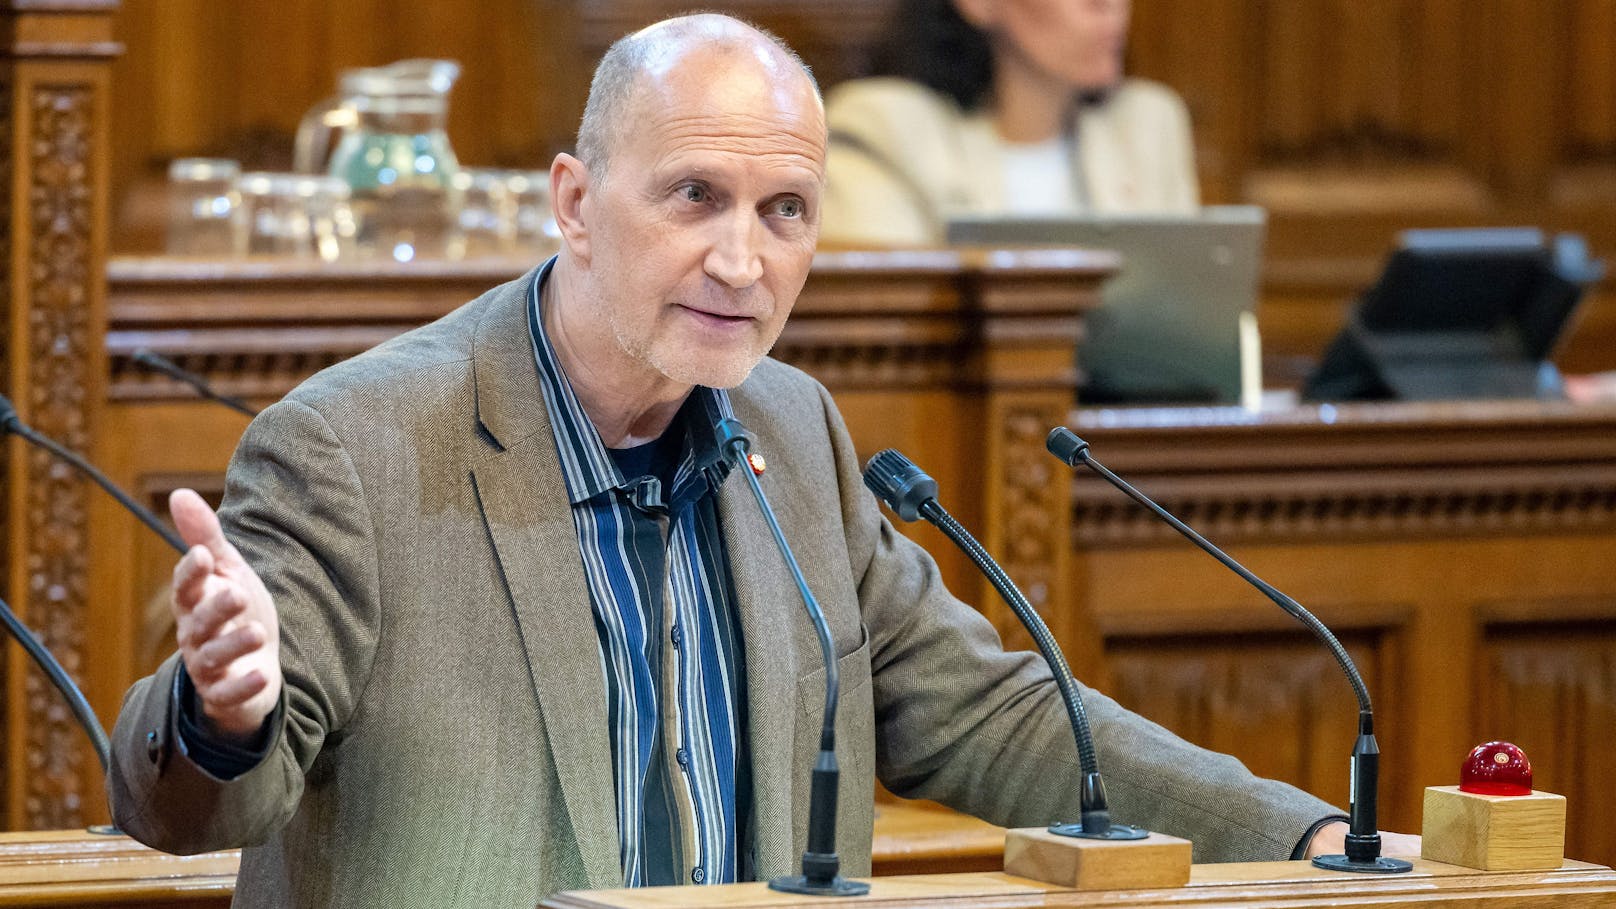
867, 0, 995, 111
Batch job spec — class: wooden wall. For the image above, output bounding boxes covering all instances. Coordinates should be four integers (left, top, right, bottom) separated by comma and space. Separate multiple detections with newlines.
1069, 401, 1616, 867
105, 0, 1616, 380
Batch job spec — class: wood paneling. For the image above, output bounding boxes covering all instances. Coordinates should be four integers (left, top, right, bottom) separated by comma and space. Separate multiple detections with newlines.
0, 0, 119, 835
1070, 401, 1616, 865
1481, 619, 1616, 873
1106, 632, 1388, 812
104, 1, 1616, 380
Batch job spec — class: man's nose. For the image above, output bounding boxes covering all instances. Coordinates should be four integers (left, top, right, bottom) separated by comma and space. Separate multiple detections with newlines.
704, 209, 764, 289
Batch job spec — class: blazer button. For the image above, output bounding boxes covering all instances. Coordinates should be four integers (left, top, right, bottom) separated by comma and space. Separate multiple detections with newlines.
146, 730, 161, 764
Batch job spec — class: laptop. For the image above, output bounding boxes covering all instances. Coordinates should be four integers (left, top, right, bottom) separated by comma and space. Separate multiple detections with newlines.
946, 206, 1267, 404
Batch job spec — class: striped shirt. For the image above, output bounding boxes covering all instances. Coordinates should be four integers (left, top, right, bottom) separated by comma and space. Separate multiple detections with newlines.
527, 261, 751, 887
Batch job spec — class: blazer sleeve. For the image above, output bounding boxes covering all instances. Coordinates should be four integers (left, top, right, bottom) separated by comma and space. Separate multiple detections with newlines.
819, 384, 1340, 863
107, 398, 381, 854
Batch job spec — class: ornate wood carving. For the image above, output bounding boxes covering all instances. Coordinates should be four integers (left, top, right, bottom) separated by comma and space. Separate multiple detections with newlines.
1069, 402, 1616, 547
0, 74, 10, 827
980, 404, 1068, 653
20, 82, 96, 830
1073, 465, 1616, 546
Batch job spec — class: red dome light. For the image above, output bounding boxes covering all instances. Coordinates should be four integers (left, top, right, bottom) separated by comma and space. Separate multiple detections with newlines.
1459, 741, 1533, 796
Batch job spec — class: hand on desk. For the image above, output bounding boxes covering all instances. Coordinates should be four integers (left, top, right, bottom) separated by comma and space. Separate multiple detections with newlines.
170, 488, 282, 743
1305, 821, 1422, 859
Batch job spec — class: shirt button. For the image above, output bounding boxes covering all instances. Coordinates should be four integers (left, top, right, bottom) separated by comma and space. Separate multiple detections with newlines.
675, 747, 689, 768
691, 867, 705, 884
670, 625, 683, 646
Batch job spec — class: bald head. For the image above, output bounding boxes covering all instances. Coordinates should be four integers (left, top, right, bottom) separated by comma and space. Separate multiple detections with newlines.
575, 14, 822, 181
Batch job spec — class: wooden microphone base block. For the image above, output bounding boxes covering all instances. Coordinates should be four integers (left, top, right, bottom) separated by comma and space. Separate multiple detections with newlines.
1002, 827, 1192, 890
1422, 785, 1566, 871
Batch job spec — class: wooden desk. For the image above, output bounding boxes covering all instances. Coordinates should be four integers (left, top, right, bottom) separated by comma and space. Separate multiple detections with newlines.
0, 830, 234, 907
545, 857, 1616, 908
0, 804, 1001, 906
8, 827, 1613, 909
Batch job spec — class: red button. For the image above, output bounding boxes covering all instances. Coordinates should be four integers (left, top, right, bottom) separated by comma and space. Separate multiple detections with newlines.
1459, 741, 1533, 796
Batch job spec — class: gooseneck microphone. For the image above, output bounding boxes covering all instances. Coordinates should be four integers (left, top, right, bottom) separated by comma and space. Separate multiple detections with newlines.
1046, 426, 1411, 873
716, 418, 868, 897
862, 448, 1144, 840
131, 348, 259, 418
0, 593, 111, 775
0, 392, 186, 554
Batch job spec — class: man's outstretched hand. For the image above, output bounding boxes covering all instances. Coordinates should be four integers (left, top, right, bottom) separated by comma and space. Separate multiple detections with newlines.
170, 488, 281, 743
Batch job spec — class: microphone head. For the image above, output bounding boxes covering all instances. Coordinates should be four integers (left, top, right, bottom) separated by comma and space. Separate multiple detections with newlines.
714, 417, 751, 462
1046, 427, 1091, 466
0, 391, 20, 433
861, 449, 938, 523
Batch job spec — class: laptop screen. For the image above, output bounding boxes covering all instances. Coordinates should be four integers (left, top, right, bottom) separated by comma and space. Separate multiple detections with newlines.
946, 206, 1267, 404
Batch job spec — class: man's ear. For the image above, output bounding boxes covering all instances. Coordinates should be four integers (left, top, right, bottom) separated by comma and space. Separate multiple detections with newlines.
551, 153, 592, 262
951, 0, 998, 30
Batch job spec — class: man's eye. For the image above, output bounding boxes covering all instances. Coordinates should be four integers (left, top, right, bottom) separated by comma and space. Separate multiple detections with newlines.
681, 185, 708, 203
775, 198, 803, 218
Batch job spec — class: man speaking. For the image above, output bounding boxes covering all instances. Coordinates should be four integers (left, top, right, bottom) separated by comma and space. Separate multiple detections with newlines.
108, 14, 1372, 907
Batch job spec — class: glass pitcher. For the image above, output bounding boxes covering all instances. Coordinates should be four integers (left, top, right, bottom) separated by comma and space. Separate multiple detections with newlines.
295, 59, 464, 261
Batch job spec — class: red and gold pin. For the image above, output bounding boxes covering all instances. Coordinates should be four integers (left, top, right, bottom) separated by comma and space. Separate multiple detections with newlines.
746, 452, 767, 476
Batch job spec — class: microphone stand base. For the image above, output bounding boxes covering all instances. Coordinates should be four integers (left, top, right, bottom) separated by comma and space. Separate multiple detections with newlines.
1048, 822, 1150, 840
1005, 827, 1192, 891
1311, 854, 1414, 874
767, 875, 870, 897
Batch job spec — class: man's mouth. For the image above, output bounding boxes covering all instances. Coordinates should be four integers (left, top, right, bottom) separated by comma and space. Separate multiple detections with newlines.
678, 304, 753, 327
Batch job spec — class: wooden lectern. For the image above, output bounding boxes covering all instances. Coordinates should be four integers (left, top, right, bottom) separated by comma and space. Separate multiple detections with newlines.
542, 847, 1616, 908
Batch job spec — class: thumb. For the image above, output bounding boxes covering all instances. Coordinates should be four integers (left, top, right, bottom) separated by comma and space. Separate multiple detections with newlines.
169, 488, 242, 569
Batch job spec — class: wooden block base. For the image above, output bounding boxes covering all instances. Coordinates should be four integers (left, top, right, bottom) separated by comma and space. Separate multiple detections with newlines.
1422, 785, 1566, 871
1002, 827, 1192, 890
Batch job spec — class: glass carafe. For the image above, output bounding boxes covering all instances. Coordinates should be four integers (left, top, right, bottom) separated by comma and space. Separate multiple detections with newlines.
295, 59, 464, 261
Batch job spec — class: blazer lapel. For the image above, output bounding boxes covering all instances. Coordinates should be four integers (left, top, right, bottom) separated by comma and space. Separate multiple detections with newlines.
468, 272, 621, 889
718, 474, 806, 879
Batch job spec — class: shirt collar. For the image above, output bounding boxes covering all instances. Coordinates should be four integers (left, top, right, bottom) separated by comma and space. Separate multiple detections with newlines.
527, 258, 735, 507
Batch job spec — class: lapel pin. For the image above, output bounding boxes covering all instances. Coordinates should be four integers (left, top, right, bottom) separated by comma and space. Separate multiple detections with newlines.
747, 452, 766, 476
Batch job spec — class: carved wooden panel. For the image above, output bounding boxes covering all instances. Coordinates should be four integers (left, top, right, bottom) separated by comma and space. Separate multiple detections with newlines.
1480, 619, 1616, 875
0, 73, 12, 827
1073, 465, 1616, 547
1105, 630, 1393, 822
19, 81, 98, 831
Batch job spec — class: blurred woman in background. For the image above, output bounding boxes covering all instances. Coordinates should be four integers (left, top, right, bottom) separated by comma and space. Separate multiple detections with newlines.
821, 0, 1198, 246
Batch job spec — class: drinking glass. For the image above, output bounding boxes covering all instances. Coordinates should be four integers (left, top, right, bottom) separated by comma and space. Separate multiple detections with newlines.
166, 158, 241, 256
238, 173, 354, 259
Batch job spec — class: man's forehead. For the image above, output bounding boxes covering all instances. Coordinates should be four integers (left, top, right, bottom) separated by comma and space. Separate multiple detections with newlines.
643, 43, 820, 117
628, 48, 825, 158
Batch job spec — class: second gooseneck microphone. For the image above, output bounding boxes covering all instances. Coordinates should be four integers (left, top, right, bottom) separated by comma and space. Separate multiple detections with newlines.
862, 448, 1144, 841
131, 349, 259, 418
716, 418, 869, 897
0, 393, 185, 554
1047, 426, 1411, 873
